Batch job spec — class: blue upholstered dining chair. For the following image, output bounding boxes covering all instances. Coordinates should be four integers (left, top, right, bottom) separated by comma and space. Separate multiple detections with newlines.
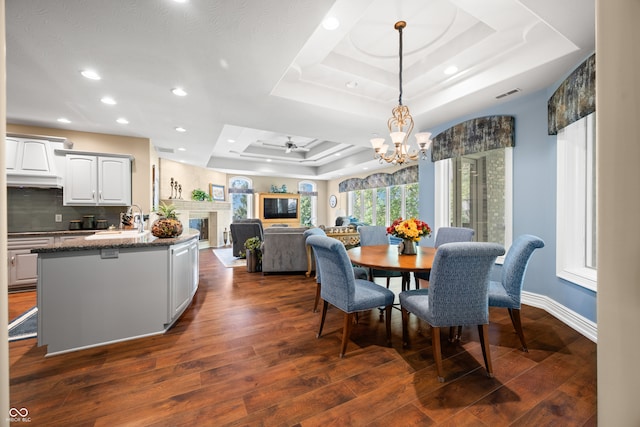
399, 242, 505, 382
357, 225, 405, 289
413, 226, 475, 289
489, 234, 544, 352
303, 228, 368, 312
306, 235, 395, 358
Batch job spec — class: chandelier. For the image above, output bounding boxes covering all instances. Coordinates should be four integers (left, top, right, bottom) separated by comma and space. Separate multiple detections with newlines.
371, 21, 432, 164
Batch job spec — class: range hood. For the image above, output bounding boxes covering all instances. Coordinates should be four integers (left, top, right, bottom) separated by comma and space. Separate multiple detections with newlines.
7, 172, 64, 188
6, 134, 70, 188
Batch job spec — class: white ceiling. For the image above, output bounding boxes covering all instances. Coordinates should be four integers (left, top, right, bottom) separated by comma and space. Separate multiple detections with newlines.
5, 0, 594, 180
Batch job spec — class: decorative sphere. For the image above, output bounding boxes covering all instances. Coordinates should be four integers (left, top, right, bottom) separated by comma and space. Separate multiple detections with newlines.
151, 218, 183, 238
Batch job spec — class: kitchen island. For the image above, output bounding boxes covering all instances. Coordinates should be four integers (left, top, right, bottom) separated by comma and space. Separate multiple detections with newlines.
32, 229, 200, 356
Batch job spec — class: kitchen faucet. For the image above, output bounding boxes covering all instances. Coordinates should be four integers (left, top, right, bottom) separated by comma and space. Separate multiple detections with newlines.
128, 205, 144, 233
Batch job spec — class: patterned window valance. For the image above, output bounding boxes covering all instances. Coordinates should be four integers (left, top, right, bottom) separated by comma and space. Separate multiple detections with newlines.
298, 191, 318, 196
338, 165, 418, 193
431, 115, 515, 162
228, 188, 254, 194
548, 54, 595, 135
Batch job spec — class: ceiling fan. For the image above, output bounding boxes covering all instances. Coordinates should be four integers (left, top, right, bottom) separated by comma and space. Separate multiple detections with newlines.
258, 136, 310, 153
284, 136, 309, 153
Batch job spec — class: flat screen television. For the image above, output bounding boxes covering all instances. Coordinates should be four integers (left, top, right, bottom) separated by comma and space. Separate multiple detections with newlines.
263, 197, 298, 219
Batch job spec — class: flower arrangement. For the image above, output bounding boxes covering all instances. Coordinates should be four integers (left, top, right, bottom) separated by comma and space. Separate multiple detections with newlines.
386, 217, 431, 242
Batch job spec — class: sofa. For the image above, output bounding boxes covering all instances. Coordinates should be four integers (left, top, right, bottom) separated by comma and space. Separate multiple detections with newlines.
261, 226, 311, 273
230, 219, 264, 257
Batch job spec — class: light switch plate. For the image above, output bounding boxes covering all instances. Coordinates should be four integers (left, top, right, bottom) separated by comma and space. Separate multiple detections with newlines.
55, 214, 62, 222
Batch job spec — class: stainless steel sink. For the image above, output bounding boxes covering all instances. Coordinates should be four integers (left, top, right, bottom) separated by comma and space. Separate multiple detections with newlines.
85, 230, 151, 240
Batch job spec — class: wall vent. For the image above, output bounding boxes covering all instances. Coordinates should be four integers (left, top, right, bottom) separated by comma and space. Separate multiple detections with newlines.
156, 146, 175, 153
496, 88, 521, 99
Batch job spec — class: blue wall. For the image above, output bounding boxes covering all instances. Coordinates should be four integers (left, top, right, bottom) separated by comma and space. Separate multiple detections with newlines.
418, 88, 597, 323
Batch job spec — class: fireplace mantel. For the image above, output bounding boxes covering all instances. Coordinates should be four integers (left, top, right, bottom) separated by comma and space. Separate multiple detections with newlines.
161, 199, 231, 212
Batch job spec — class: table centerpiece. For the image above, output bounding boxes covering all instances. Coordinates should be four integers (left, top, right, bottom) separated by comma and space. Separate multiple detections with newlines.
387, 217, 431, 255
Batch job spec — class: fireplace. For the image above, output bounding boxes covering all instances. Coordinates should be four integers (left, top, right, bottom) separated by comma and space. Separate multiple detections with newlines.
162, 199, 231, 248
189, 218, 209, 241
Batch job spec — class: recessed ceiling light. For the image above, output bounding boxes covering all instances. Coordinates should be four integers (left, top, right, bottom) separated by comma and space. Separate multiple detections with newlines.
100, 96, 117, 105
116, 117, 129, 124
81, 69, 101, 80
345, 81, 358, 89
322, 16, 340, 30
334, 152, 341, 156
171, 87, 187, 96
266, 159, 272, 162
363, 167, 369, 170
57, 118, 71, 123
173, 0, 188, 3
227, 139, 236, 143
178, 147, 186, 151
175, 126, 186, 132
444, 65, 458, 75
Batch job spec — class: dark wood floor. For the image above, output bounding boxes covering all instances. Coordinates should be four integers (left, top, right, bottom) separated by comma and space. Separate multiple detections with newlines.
8, 249, 597, 426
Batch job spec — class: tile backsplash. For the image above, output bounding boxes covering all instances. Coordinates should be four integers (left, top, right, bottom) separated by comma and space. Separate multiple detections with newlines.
8, 188, 125, 232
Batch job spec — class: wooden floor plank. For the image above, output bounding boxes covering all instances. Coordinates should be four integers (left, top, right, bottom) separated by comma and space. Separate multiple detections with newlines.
8, 248, 597, 425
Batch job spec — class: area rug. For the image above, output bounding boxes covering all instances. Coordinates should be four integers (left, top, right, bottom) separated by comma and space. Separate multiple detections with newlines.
212, 247, 246, 268
9, 306, 38, 342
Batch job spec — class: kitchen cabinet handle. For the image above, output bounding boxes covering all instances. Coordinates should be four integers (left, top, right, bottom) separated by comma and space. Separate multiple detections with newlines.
11, 256, 15, 266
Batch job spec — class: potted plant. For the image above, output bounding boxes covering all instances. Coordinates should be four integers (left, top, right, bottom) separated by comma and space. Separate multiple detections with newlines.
191, 189, 212, 201
151, 202, 184, 238
244, 236, 262, 273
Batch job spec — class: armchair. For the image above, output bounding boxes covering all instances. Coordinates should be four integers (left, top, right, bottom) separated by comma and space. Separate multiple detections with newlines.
304, 228, 368, 313
488, 234, 544, 352
230, 219, 263, 257
400, 242, 505, 382
307, 235, 395, 357
413, 227, 475, 289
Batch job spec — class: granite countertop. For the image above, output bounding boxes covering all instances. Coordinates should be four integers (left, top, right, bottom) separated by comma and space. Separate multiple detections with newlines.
31, 229, 200, 253
9, 230, 97, 238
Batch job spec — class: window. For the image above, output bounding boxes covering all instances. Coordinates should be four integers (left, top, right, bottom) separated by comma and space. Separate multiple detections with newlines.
375, 188, 387, 226
556, 113, 597, 290
229, 176, 253, 220
349, 183, 418, 226
298, 181, 317, 226
435, 148, 513, 251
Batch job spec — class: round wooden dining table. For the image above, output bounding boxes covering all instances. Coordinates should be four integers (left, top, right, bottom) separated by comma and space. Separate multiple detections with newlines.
347, 244, 436, 291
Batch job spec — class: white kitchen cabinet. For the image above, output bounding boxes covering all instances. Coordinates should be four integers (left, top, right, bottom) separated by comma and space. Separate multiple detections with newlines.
169, 238, 199, 323
64, 154, 132, 206
8, 237, 54, 292
6, 136, 66, 187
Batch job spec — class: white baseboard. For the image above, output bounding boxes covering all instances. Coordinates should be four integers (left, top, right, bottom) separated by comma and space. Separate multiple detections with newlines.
522, 291, 597, 343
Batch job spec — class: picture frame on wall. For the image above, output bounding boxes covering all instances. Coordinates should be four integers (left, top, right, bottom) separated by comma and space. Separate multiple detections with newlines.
210, 184, 225, 201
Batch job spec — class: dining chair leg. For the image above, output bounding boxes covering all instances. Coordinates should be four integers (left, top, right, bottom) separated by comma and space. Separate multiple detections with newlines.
340, 312, 354, 358
448, 325, 463, 343
313, 283, 321, 313
401, 307, 410, 348
508, 308, 528, 352
431, 326, 445, 382
384, 305, 392, 347
385, 277, 391, 289
317, 300, 329, 338
477, 324, 494, 378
